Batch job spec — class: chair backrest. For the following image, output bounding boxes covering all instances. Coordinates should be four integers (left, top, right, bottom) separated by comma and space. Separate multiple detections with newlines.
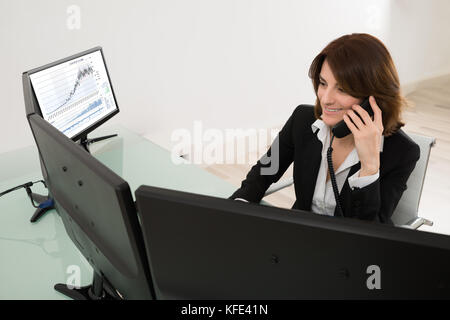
391, 132, 435, 226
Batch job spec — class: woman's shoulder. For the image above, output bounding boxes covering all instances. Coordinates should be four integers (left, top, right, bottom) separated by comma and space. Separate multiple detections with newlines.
292, 104, 315, 116
290, 104, 317, 125
384, 129, 420, 161
278, 104, 318, 144
283, 104, 325, 142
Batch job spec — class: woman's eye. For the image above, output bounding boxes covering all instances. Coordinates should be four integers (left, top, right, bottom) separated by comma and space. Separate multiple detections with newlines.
338, 87, 346, 93
319, 82, 326, 86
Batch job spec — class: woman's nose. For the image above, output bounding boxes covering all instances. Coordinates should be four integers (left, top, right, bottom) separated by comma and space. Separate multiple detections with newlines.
321, 88, 336, 105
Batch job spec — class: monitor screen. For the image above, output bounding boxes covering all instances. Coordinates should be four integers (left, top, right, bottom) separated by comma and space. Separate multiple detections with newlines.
29, 49, 118, 139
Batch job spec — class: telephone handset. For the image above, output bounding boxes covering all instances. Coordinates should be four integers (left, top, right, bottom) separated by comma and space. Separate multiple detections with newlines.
331, 97, 373, 138
328, 96, 373, 217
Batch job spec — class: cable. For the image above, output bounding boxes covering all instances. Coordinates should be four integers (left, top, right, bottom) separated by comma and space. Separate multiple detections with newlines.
0, 181, 34, 197
25, 186, 41, 209
327, 134, 344, 217
0, 180, 48, 208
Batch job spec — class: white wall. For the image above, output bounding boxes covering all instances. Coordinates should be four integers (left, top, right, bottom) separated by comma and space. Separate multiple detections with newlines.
0, 0, 449, 155
387, 0, 450, 83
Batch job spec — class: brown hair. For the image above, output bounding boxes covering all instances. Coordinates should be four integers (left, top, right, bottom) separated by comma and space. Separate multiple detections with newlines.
308, 33, 406, 136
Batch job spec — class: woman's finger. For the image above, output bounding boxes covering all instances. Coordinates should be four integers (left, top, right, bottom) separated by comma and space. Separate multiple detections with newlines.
370, 96, 383, 128
346, 109, 365, 130
343, 113, 358, 134
352, 104, 372, 125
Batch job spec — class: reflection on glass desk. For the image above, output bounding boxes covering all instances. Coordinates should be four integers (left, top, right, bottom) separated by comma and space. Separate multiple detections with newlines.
0, 124, 237, 299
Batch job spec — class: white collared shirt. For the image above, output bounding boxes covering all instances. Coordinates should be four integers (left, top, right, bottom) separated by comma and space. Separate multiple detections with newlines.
310, 119, 384, 216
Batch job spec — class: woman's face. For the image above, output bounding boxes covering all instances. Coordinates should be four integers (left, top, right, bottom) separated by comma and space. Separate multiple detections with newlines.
317, 59, 362, 127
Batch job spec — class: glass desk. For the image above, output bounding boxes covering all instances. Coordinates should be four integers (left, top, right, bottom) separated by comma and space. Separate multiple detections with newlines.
0, 124, 237, 299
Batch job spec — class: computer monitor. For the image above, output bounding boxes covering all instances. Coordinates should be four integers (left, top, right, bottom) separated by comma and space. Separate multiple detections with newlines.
23, 47, 119, 143
135, 185, 450, 299
23, 47, 120, 221
28, 114, 154, 300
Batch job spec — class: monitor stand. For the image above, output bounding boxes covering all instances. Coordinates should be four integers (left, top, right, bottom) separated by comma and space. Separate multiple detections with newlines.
30, 133, 118, 223
30, 193, 55, 223
79, 133, 118, 153
54, 271, 122, 300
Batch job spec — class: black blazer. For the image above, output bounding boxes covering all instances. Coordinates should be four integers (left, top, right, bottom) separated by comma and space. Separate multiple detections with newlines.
230, 105, 420, 224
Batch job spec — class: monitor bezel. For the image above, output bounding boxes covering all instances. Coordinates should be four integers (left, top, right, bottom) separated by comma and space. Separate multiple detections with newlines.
23, 46, 120, 142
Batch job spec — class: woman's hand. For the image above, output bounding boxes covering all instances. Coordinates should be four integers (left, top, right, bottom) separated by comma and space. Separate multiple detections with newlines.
343, 96, 384, 177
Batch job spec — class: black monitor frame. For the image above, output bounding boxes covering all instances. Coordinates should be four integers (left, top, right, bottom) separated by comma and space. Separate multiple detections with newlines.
22, 46, 120, 144
136, 185, 450, 299
28, 114, 154, 300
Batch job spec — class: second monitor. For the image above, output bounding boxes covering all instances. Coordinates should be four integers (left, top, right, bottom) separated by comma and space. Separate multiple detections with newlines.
136, 185, 450, 299
23, 47, 119, 151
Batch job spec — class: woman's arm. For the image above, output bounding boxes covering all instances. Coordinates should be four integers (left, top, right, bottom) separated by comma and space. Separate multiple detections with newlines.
348, 143, 420, 223
229, 108, 298, 203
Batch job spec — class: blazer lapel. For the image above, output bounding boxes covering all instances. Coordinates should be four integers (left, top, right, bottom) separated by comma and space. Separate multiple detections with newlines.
333, 161, 361, 217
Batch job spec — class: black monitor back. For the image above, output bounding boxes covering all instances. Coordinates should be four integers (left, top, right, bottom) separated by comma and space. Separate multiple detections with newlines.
23, 69, 48, 182
135, 185, 450, 299
23, 71, 38, 117
28, 114, 154, 299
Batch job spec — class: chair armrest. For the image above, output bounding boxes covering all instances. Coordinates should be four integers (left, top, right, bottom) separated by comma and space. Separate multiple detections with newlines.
264, 177, 294, 197
398, 217, 433, 230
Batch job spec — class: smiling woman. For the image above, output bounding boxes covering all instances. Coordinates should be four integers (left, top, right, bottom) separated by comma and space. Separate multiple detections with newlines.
309, 33, 406, 136
317, 61, 361, 121
230, 33, 420, 224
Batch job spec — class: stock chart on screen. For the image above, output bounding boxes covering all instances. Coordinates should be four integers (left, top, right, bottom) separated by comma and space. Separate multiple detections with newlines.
29, 50, 118, 139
